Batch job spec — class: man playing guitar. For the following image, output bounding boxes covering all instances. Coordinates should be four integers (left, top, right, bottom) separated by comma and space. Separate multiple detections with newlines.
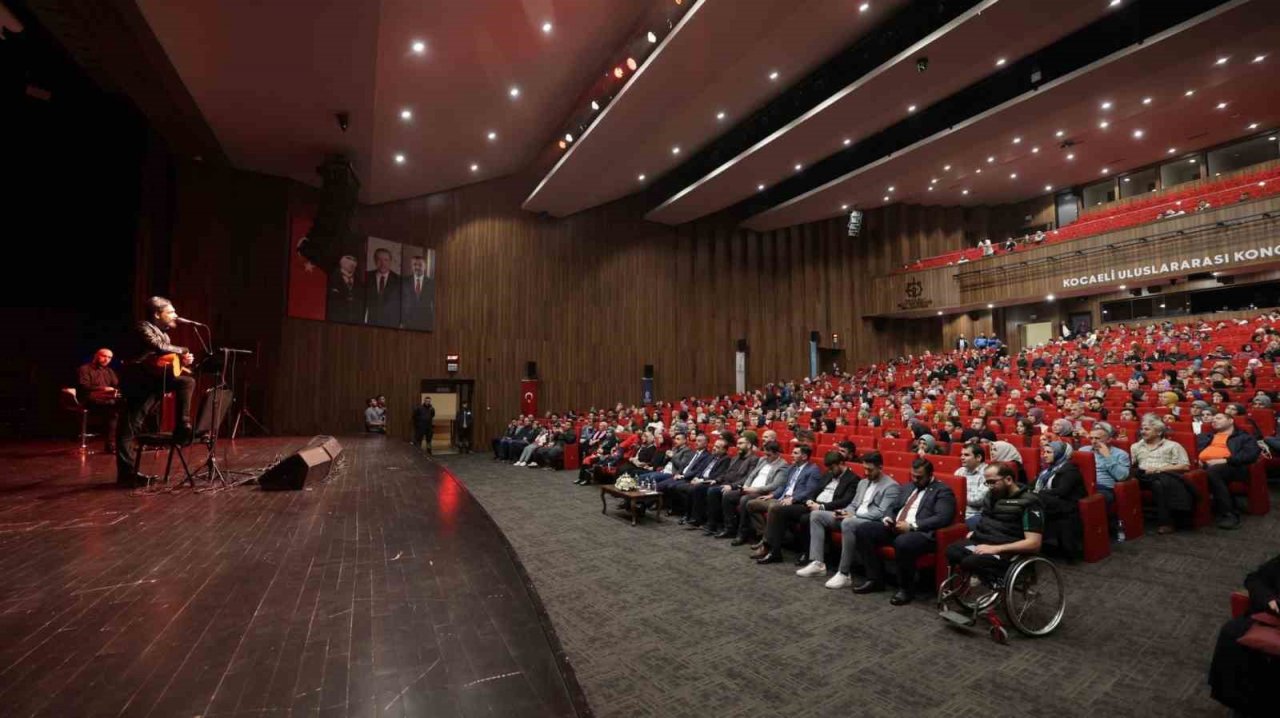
115, 296, 196, 487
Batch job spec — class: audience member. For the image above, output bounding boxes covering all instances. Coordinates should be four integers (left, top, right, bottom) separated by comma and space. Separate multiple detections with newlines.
1131, 413, 1193, 534
1195, 411, 1259, 529
1209, 553, 1280, 716
753, 451, 858, 564
797, 451, 901, 588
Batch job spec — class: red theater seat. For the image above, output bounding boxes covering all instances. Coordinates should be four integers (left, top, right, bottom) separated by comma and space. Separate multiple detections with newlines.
1070, 451, 1111, 563
867, 474, 968, 591
562, 442, 580, 471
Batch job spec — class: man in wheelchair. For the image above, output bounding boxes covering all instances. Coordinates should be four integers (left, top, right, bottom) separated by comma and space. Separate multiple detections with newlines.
944, 462, 1044, 583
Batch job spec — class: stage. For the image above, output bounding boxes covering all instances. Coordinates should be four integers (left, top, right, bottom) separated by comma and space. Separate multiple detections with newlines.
0, 436, 585, 717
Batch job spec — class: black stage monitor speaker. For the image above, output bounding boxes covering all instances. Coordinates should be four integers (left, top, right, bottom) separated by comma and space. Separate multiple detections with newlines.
526, 361, 538, 379
259, 436, 344, 491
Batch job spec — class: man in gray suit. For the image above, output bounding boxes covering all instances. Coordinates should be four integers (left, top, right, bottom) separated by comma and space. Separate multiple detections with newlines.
797, 451, 902, 588
719, 441, 790, 540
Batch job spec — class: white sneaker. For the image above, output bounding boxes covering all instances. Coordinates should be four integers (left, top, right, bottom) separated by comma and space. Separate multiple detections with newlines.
513, 461, 525, 466
796, 561, 827, 578
824, 572, 852, 589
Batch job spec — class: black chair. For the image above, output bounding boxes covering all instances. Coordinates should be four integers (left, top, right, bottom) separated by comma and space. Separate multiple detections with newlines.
132, 387, 231, 489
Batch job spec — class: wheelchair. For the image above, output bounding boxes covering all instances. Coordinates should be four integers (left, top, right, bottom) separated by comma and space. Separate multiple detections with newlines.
936, 554, 1066, 644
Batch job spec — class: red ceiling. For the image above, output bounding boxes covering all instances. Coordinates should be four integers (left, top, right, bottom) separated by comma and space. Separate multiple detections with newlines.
135, 0, 654, 204
744, 0, 1280, 230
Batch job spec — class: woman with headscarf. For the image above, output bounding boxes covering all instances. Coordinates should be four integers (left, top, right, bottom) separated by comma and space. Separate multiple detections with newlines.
990, 440, 1027, 484
1033, 440, 1086, 558
914, 433, 946, 456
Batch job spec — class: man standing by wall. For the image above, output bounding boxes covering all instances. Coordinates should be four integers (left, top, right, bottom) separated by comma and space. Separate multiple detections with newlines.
413, 397, 436, 454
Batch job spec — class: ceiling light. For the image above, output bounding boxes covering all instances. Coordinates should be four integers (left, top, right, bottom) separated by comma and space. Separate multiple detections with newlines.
564, 133, 574, 143
1055, 130, 1065, 138
1249, 122, 1260, 130
1190, 158, 1197, 163
1045, 185, 1053, 191
996, 57, 1006, 67
1123, 177, 1131, 182
591, 100, 600, 111
907, 104, 917, 113
1101, 101, 1113, 110
1270, 136, 1277, 141
509, 86, 521, 98
487, 131, 497, 141
613, 67, 624, 78
927, 186, 934, 191
1142, 97, 1152, 105
930, 178, 938, 184
1216, 102, 1228, 110
671, 146, 680, 155
1167, 147, 1176, 154
541, 21, 553, 34
859, 2, 871, 12
1109, 0, 1121, 6
794, 164, 803, 172
1215, 56, 1229, 66
716, 111, 726, 121
400, 109, 412, 120
1119, 284, 1126, 290
943, 164, 951, 171
757, 184, 765, 191
1184, 89, 1195, 96
1253, 54, 1266, 63
887, 185, 895, 192
411, 40, 426, 54
987, 303, 995, 309
638, 174, 646, 181
1009, 173, 1018, 179
558, 140, 567, 149
987, 156, 995, 163
1046, 294, 1055, 302
1099, 120, 1109, 129
1031, 146, 1040, 154
976, 168, 983, 174
470, 163, 479, 172
1012, 137, 1022, 144
937, 311, 944, 316
626, 58, 638, 71
769, 70, 779, 81
962, 189, 969, 195
394, 154, 406, 164
883, 196, 890, 202
1102, 167, 1110, 174
1066, 153, 1075, 160
843, 138, 852, 146
1132, 129, 1144, 138
647, 31, 658, 43
841, 204, 849, 210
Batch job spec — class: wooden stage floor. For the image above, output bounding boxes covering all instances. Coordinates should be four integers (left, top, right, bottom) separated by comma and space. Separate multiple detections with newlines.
0, 436, 586, 718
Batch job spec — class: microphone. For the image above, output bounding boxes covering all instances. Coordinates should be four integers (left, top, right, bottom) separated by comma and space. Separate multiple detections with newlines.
175, 317, 206, 326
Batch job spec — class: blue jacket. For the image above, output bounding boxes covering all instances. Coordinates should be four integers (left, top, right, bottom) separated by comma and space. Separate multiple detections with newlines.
771, 462, 824, 502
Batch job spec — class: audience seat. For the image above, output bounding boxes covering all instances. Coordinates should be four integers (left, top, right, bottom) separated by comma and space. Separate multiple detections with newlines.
1070, 451, 1111, 563
870, 474, 968, 591
1113, 479, 1146, 540
562, 442, 580, 471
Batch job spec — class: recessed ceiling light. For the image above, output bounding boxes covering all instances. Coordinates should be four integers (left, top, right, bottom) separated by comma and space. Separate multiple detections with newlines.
411, 40, 426, 54
1270, 136, 1277, 141
564, 133, 574, 143
962, 189, 969, 195
907, 104, 917, 113
1066, 153, 1075, 160
470, 163, 479, 172
996, 57, 1006, 67
1012, 137, 1022, 144
859, 2, 871, 12
1119, 284, 1126, 290
541, 21, 553, 34
1215, 56, 1229, 66
487, 131, 497, 141
987, 303, 995, 309
943, 164, 951, 171
1216, 101, 1228, 110
1253, 54, 1266, 63
647, 31, 658, 43
671, 146, 680, 155
937, 311, 943, 316
1045, 185, 1053, 191
1046, 294, 1055, 302
987, 156, 995, 163
1100, 101, 1113, 110
841, 204, 849, 210
976, 168, 983, 174
769, 70, 779, 81
794, 164, 803, 172
1132, 129, 1144, 138
883, 195, 890, 202
1185, 89, 1195, 96
887, 185, 895, 192
1167, 147, 1176, 154
509, 86, 521, 98
591, 100, 600, 111
757, 184, 765, 191
394, 153, 406, 164
1249, 122, 1260, 130
1031, 146, 1040, 154
843, 138, 852, 146
1190, 158, 1197, 163
1010, 173, 1018, 179
927, 186, 934, 191
558, 140, 567, 149
626, 57, 638, 71
930, 178, 938, 184
716, 111, 726, 121
638, 174, 646, 181
1055, 130, 1065, 138
1110, 0, 1121, 6
1123, 177, 1131, 182
1099, 120, 1110, 129
400, 109, 412, 120
1102, 167, 1110, 174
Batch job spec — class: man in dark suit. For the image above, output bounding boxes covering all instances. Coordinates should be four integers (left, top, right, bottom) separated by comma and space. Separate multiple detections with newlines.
698, 435, 759, 535
753, 450, 860, 564
455, 402, 474, 453
400, 253, 435, 331
412, 397, 436, 454
740, 445, 823, 547
656, 434, 712, 512
674, 437, 732, 526
326, 254, 362, 323
853, 456, 957, 605
364, 247, 401, 327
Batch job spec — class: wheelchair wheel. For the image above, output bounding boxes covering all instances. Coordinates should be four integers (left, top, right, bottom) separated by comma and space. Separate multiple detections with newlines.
1004, 556, 1065, 636
939, 570, 999, 612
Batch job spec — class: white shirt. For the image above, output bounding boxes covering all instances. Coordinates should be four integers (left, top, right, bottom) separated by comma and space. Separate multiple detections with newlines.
747, 462, 775, 489
955, 463, 988, 517
854, 477, 888, 518
815, 476, 840, 504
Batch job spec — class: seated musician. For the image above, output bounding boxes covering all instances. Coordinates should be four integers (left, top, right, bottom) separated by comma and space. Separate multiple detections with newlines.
77, 348, 121, 453
115, 297, 196, 487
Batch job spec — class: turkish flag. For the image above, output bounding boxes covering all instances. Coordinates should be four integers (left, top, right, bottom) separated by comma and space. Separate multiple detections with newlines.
520, 380, 539, 416
286, 200, 326, 321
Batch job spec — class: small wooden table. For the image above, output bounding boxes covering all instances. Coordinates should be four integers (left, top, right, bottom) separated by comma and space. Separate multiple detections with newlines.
600, 484, 663, 526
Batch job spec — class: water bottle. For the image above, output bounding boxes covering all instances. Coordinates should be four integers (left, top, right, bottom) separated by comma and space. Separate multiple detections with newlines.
1116, 519, 1126, 544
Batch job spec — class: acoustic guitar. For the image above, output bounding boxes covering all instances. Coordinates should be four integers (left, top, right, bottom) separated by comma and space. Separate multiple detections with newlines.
147, 353, 193, 379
